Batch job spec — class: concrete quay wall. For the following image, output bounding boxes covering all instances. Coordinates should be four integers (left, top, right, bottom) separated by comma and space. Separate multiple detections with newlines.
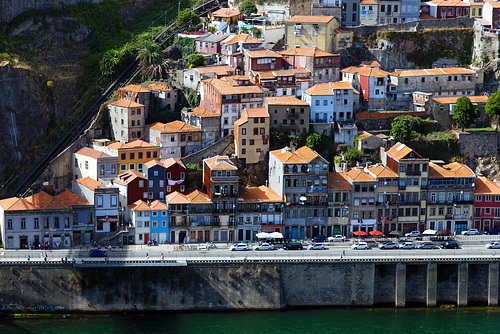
0, 260, 498, 312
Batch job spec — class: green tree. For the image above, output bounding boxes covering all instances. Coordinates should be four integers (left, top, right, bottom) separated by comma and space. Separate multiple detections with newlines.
177, 9, 200, 26
306, 133, 321, 151
137, 41, 168, 79
486, 91, 500, 131
100, 48, 124, 76
390, 115, 416, 143
239, 0, 257, 15
453, 96, 479, 131
187, 53, 205, 68
344, 146, 363, 162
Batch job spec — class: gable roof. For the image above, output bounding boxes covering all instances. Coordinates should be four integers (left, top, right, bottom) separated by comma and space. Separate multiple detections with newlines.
346, 168, 376, 182
189, 107, 221, 117
238, 186, 282, 203
74, 146, 111, 159
287, 15, 335, 23
161, 157, 186, 169
429, 162, 454, 178
222, 34, 261, 45
270, 146, 326, 164
25, 191, 68, 210
129, 199, 150, 211
368, 164, 398, 178
265, 96, 309, 106
0, 197, 37, 211
244, 107, 269, 118
187, 189, 212, 204
147, 82, 174, 92
108, 99, 144, 108
361, 60, 381, 67
148, 120, 200, 134
120, 84, 150, 93
357, 131, 373, 140
328, 172, 351, 190
280, 47, 337, 57
212, 7, 240, 17
390, 67, 476, 77
55, 189, 91, 206
74, 177, 108, 191
149, 200, 169, 210
426, 0, 469, 6
204, 155, 238, 171
245, 48, 282, 59
475, 177, 500, 195
106, 140, 156, 150
202, 78, 263, 95
444, 162, 475, 178
303, 81, 358, 95
433, 95, 489, 104
385, 142, 422, 161
166, 191, 190, 204
196, 65, 236, 76
113, 170, 147, 186
341, 66, 389, 78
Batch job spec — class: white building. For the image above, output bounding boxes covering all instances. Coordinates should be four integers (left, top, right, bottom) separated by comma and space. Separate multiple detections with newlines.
73, 146, 118, 183
128, 200, 151, 245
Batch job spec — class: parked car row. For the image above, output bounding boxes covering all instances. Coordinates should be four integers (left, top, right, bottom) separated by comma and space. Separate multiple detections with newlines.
351, 240, 461, 250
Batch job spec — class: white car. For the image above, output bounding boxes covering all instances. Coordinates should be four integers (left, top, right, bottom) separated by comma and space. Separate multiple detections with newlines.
307, 243, 326, 250
328, 235, 346, 242
253, 243, 274, 251
405, 231, 420, 237
486, 241, 500, 249
351, 242, 370, 250
462, 229, 480, 235
399, 242, 415, 249
229, 243, 249, 251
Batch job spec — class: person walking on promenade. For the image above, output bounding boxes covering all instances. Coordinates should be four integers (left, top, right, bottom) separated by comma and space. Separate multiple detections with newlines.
146, 252, 149, 260
161, 253, 164, 261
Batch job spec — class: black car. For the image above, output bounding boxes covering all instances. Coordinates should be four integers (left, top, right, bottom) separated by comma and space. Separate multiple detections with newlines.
89, 249, 107, 257
283, 242, 304, 250
485, 228, 500, 235
311, 236, 327, 243
440, 241, 459, 249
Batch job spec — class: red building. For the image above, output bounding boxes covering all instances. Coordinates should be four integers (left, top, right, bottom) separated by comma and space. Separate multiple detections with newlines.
221, 34, 262, 71
113, 170, 148, 205
473, 177, 500, 232
426, 0, 470, 19
162, 158, 186, 194
280, 47, 341, 83
195, 34, 227, 55
244, 48, 283, 74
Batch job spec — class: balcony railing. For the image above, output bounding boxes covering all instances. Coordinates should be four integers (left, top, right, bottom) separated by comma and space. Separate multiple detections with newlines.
405, 170, 421, 176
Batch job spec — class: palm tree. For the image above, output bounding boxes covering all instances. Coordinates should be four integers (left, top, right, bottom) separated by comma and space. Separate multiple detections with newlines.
137, 41, 168, 79
100, 49, 124, 76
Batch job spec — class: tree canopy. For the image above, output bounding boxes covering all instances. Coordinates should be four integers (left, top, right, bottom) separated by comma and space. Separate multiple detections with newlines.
187, 53, 205, 68
137, 41, 168, 79
239, 0, 257, 15
177, 9, 200, 26
344, 146, 364, 162
306, 133, 321, 151
486, 91, 500, 119
390, 115, 416, 142
453, 96, 479, 131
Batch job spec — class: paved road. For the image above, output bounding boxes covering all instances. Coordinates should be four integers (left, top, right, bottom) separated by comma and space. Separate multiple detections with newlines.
3, 244, 500, 262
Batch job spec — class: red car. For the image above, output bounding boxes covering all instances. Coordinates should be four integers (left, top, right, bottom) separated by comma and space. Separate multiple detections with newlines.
436, 229, 452, 236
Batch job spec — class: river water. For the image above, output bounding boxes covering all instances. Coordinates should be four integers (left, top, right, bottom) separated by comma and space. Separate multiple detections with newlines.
2, 307, 500, 333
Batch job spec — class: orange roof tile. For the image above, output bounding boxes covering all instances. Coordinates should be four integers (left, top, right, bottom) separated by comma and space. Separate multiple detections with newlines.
120, 84, 150, 93
108, 99, 144, 108
204, 155, 238, 170
74, 146, 111, 159
187, 189, 212, 204
265, 96, 309, 106
475, 177, 500, 195
161, 157, 186, 169
328, 172, 352, 190
25, 191, 68, 210
433, 95, 489, 104
271, 146, 326, 164
280, 47, 337, 57
0, 197, 37, 211
341, 66, 389, 78
148, 120, 201, 134
287, 15, 335, 23
295, 146, 325, 163
166, 191, 190, 204
239, 186, 282, 203
196, 65, 236, 76
361, 60, 381, 67
113, 170, 146, 186
150, 199, 169, 210
244, 107, 269, 118
129, 199, 150, 211
357, 131, 373, 140
234, 118, 247, 127
106, 140, 156, 150
346, 168, 376, 182
429, 162, 454, 178
427, 0, 469, 6
202, 78, 263, 95
189, 107, 220, 117
245, 48, 282, 59
444, 162, 475, 178
212, 7, 240, 17
390, 67, 476, 77
55, 189, 91, 206
147, 82, 173, 92
360, 0, 378, 4
75, 177, 108, 191
368, 164, 398, 178
222, 34, 261, 45
304, 81, 356, 96
385, 142, 422, 161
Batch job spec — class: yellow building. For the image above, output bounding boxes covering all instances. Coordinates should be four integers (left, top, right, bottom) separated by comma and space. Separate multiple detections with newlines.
105, 140, 160, 174
359, 0, 379, 25
332, 29, 353, 52
211, 7, 240, 25
234, 107, 270, 164
285, 15, 339, 53
464, 0, 484, 18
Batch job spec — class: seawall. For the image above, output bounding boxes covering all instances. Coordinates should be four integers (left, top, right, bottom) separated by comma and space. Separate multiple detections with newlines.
1, 258, 499, 312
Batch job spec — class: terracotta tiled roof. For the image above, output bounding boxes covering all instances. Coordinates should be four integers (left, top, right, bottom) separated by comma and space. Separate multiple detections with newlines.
166, 191, 190, 204
303, 81, 356, 96
212, 7, 240, 17
368, 164, 398, 178
245, 107, 269, 118
334, 29, 353, 34
25, 191, 67, 210
187, 189, 212, 204
475, 177, 500, 195
265, 96, 309, 106
429, 162, 454, 178
271, 146, 325, 164
361, 60, 381, 67
148, 120, 201, 134
204, 155, 238, 170
360, 0, 378, 4
280, 47, 337, 57
444, 162, 475, 178
328, 172, 352, 190
129, 199, 150, 211
222, 34, 261, 45
189, 107, 221, 117
0, 197, 37, 211
108, 99, 144, 108
390, 67, 476, 77
433, 96, 489, 104
245, 48, 282, 59
427, 0, 469, 6
196, 65, 236, 76
341, 66, 389, 78
74, 177, 108, 191
385, 142, 422, 161
150, 199, 168, 210
147, 82, 174, 92
287, 15, 335, 23
346, 168, 376, 182
238, 186, 282, 203
55, 189, 91, 206
202, 78, 263, 95
106, 140, 156, 150
357, 131, 373, 140
295, 146, 324, 163
234, 118, 247, 127
120, 84, 150, 93
74, 146, 111, 159
161, 157, 186, 169
113, 170, 146, 186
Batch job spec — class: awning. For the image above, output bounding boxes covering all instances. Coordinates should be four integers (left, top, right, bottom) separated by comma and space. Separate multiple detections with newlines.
256, 232, 270, 238
387, 230, 402, 237
369, 230, 384, 236
422, 229, 437, 235
269, 232, 283, 239
97, 216, 118, 223
353, 231, 368, 236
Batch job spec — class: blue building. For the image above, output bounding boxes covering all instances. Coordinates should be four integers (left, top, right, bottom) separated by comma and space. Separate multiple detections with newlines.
399, 0, 420, 22
149, 200, 169, 243
145, 160, 166, 201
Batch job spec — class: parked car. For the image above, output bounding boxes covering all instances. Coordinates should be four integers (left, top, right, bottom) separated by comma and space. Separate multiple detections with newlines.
328, 235, 346, 242
229, 243, 249, 251
89, 249, 107, 257
253, 243, 274, 251
378, 241, 398, 249
351, 242, 370, 250
418, 242, 437, 249
283, 242, 304, 250
486, 241, 500, 249
307, 243, 326, 250
405, 230, 420, 238
440, 241, 460, 249
485, 228, 500, 235
399, 242, 415, 249
312, 236, 328, 242
461, 229, 480, 235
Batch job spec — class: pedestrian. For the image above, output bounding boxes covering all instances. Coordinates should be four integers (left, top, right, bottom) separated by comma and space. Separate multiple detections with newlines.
161, 253, 164, 261
44, 252, 47, 262
342, 250, 346, 258
27, 255, 30, 261
146, 252, 149, 260
41, 252, 44, 260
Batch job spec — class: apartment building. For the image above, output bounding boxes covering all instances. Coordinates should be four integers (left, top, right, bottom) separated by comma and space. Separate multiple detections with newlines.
234, 107, 270, 164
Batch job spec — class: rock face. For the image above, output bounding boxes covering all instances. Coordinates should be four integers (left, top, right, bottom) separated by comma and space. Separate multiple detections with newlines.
476, 156, 500, 180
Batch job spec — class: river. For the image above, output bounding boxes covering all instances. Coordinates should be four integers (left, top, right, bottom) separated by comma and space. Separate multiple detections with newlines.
1, 307, 500, 334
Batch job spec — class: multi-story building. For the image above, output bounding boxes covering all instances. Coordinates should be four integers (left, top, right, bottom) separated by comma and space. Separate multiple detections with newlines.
483, 1, 500, 28
237, 186, 283, 242
147, 121, 202, 159
149, 200, 169, 244
117, 84, 152, 118
268, 146, 330, 238
327, 172, 351, 236
200, 77, 264, 136
72, 177, 119, 240
359, 0, 379, 25
252, 68, 313, 98
427, 162, 475, 233
165, 192, 190, 244
195, 34, 228, 55
113, 170, 148, 208
244, 48, 283, 74
203, 156, 239, 242
285, 15, 339, 53
186, 190, 214, 243
346, 166, 378, 233
234, 107, 270, 164
72, 146, 118, 183
145, 158, 186, 200
389, 67, 477, 110
378, 0, 401, 24
0, 189, 93, 249
264, 96, 310, 135
128, 199, 152, 245
332, 29, 353, 52
312, 0, 342, 21
381, 142, 429, 233
302, 81, 358, 124
107, 99, 146, 142
366, 164, 399, 233
341, 65, 390, 110
430, 95, 489, 128
341, 0, 361, 26
464, 0, 483, 18
102, 140, 159, 174
473, 177, 500, 232
280, 47, 341, 83
182, 65, 236, 91
147, 82, 178, 111
400, 0, 420, 22
426, 0, 470, 19
181, 107, 221, 148
220, 34, 262, 70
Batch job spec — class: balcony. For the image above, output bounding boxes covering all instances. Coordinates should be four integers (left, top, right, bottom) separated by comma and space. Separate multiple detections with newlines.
287, 112, 299, 119
399, 201, 420, 206
405, 170, 421, 176
445, 214, 453, 219
306, 187, 328, 194
454, 200, 474, 205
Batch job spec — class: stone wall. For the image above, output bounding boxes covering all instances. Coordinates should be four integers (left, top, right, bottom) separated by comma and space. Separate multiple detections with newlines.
181, 134, 234, 165
453, 130, 499, 160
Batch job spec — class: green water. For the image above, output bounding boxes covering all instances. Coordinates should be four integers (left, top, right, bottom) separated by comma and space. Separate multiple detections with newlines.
2, 308, 500, 334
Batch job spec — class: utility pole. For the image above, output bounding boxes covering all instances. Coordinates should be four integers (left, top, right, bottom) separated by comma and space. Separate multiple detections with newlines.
178, 1, 181, 17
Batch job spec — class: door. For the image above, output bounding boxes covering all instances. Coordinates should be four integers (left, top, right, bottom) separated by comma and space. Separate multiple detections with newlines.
204, 231, 210, 242
170, 231, 175, 244
291, 227, 299, 239
144, 233, 149, 244
197, 231, 203, 242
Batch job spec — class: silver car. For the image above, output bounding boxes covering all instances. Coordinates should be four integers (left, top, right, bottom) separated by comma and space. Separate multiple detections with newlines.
230, 243, 249, 251
486, 242, 500, 249
253, 243, 274, 251
351, 242, 370, 250
307, 243, 326, 250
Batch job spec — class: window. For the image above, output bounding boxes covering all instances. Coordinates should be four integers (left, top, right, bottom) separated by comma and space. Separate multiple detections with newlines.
253, 128, 258, 135
181, 172, 185, 179
64, 217, 70, 228
139, 180, 144, 188
250, 140, 255, 145
242, 128, 246, 135
7, 219, 12, 230
21, 218, 26, 229
242, 139, 246, 145
34, 218, 39, 229
97, 195, 103, 208
54, 217, 60, 229
242, 149, 246, 154
129, 152, 135, 160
